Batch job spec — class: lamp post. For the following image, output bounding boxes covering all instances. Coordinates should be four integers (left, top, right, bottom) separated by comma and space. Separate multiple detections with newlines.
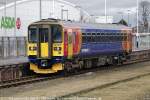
39, 0, 42, 20
14, 0, 17, 36
4, 0, 6, 35
117, 11, 124, 24
127, 10, 131, 26
61, 5, 68, 21
52, 0, 55, 18
105, 0, 107, 23
61, 5, 64, 20
136, 0, 139, 48
137, 0, 139, 35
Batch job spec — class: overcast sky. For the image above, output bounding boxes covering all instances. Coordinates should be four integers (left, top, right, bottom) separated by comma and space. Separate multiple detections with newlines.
66, 0, 150, 26
1, 0, 150, 26
66, 0, 137, 15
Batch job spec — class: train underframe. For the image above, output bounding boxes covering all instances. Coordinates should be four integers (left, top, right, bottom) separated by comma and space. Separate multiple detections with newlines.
63, 53, 126, 73
1, 49, 149, 82
29, 49, 150, 74
65, 50, 150, 72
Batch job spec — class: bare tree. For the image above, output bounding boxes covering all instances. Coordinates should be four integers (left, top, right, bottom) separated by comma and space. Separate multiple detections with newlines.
139, 0, 150, 33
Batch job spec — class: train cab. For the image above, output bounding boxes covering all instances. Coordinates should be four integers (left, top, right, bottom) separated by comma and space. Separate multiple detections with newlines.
27, 19, 64, 74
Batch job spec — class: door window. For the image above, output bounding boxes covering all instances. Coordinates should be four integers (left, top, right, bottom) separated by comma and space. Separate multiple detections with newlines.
39, 28, 49, 43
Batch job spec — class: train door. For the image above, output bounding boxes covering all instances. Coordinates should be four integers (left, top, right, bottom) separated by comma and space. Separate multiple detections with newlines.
72, 31, 77, 55
72, 29, 81, 55
38, 25, 51, 58
64, 29, 73, 59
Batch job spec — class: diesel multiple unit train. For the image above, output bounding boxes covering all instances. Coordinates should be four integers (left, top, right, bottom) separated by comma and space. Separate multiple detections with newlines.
27, 19, 150, 74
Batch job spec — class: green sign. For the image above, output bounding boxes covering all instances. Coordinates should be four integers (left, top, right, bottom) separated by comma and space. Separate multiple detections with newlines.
0, 16, 15, 29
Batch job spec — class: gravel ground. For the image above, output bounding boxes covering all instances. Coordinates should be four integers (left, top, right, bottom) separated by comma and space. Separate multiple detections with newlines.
0, 61, 150, 99
138, 91, 150, 100
73, 75, 150, 100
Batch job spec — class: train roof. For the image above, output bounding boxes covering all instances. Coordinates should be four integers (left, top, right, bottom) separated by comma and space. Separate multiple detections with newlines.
62, 21, 131, 31
30, 19, 132, 31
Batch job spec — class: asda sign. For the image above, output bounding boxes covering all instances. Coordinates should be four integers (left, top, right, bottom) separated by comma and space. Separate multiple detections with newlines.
0, 16, 21, 29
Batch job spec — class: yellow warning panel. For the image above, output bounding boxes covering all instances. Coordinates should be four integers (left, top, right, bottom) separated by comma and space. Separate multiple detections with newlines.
40, 43, 49, 58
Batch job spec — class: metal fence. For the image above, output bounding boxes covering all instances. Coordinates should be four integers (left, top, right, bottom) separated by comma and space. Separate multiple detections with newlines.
0, 37, 27, 59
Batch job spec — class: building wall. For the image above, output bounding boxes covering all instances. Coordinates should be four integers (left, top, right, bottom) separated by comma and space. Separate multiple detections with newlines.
0, 0, 81, 37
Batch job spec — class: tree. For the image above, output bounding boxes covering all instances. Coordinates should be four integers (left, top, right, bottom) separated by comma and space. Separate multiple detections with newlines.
118, 19, 128, 26
139, 1, 150, 32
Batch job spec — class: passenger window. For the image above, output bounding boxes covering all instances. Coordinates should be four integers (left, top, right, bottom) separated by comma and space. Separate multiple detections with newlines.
52, 25, 62, 43
97, 33, 100, 35
28, 28, 37, 43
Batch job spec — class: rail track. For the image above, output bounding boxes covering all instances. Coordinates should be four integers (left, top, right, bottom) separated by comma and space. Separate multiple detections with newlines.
0, 75, 62, 89
0, 56, 150, 89
60, 69, 150, 99
58, 59, 150, 99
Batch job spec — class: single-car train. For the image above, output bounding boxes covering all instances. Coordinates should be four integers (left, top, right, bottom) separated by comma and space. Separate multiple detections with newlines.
27, 19, 150, 74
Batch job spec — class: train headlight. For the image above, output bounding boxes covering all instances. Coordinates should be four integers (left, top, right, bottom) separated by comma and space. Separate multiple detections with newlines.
58, 47, 62, 51
41, 60, 48, 67
29, 47, 32, 51
33, 47, 37, 51
54, 47, 62, 51
29, 46, 37, 51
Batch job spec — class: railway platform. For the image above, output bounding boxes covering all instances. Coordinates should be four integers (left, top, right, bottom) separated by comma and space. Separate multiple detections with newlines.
0, 37, 28, 66
0, 57, 28, 82
0, 37, 28, 82
0, 57, 28, 66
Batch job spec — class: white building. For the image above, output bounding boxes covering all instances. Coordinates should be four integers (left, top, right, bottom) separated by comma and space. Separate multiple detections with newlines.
0, 0, 90, 37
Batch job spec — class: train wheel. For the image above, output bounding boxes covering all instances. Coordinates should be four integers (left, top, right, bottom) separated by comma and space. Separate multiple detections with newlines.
84, 60, 92, 68
60, 70, 68, 76
106, 56, 113, 65
64, 62, 73, 73
79, 61, 84, 69
92, 58, 98, 68
22, 63, 34, 76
